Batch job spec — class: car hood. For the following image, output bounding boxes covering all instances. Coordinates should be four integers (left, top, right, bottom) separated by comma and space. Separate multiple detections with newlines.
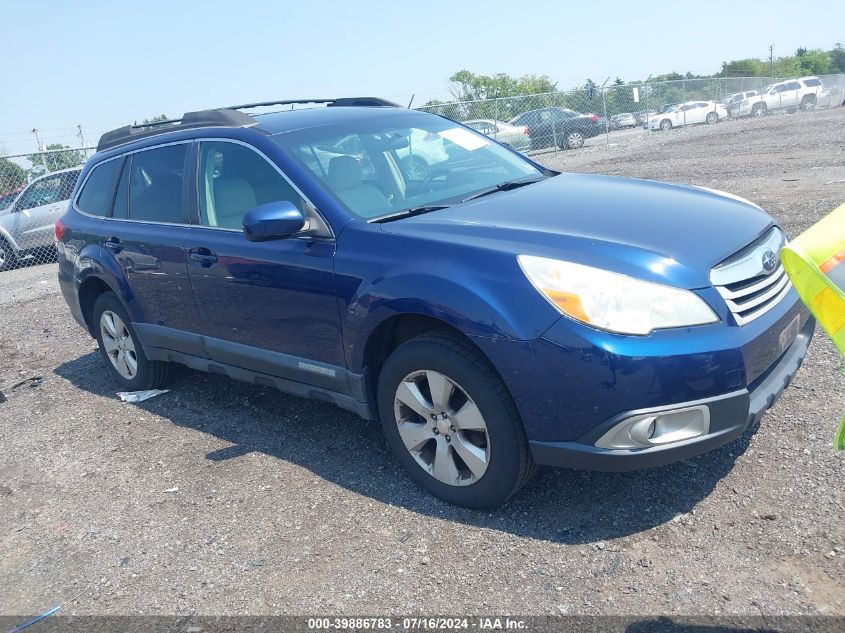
379, 173, 774, 289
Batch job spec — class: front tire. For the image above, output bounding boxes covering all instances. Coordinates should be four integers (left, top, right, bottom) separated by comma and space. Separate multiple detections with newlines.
0, 239, 17, 272
377, 331, 534, 509
93, 292, 172, 391
705, 112, 719, 124
659, 119, 672, 131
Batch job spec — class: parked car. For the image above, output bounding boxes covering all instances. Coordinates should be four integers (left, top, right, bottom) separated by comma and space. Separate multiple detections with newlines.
648, 101, 729, 131
508, 107, 604, 150
610, 113, 638, 129
395, 128, 450, 180
734, 77, 827, 117
723, 90, 758, 117
634, 110, 658, 126
464, 119, 531, 152
641, 104, 679, 128
0, 167, 80, 271
58, 98, 812, 508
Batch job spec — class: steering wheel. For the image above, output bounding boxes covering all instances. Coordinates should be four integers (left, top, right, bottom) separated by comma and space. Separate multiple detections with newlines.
420, 167, 449, 191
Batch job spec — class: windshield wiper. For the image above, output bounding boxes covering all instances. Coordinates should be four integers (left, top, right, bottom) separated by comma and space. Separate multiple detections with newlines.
371, 204, 452, 224
460, 177, 545, 203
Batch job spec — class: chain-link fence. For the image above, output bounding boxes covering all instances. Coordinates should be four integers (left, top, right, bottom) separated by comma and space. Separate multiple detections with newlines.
0, 146, 92, 271
419, 73, 845, 152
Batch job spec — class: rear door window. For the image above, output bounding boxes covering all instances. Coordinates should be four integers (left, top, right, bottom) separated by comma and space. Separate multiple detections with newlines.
785, 81, 801, 91
127, 144, 188, 224
76, 160, 121, 217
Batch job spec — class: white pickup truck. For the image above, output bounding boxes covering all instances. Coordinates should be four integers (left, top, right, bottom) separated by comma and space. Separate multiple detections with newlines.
734, 76, 827, 117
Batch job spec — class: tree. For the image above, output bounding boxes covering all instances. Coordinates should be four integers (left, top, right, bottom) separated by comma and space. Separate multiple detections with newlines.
136, 114, 172, 130
718, 59, 767, 77
448, 70, 556, 101
831, 43, 845, 73
27, 143, 84, 175
793, 49, 832, 75
0, 158, 27, 195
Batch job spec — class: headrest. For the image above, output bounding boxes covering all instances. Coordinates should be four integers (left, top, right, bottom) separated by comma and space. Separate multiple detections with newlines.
327, 155, 362, 190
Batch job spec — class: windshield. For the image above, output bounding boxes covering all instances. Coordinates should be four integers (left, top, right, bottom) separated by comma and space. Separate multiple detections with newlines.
272, 112, 544, 220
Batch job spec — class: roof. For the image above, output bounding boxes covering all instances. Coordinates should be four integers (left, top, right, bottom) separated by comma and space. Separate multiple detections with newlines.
96, 97, 410, 151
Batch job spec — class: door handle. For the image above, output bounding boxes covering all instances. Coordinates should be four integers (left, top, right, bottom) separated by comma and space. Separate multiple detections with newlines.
189, 248, 218, 267
104, 237, 124, 253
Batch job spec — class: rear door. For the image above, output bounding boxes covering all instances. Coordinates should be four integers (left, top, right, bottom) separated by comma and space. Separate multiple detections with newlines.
183, 139, 347, 388
102, 142, 199, 334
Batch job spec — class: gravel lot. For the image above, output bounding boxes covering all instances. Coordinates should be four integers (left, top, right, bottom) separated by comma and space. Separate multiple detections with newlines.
1, 108, 843, 619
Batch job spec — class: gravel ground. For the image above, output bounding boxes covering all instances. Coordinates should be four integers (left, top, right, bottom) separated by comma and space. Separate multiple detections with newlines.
0, 108, 843, 618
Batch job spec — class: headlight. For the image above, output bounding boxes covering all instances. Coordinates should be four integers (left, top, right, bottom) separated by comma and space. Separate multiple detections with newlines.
518, 255, 718, 335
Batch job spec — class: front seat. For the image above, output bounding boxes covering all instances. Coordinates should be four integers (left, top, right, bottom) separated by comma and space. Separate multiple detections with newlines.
213, 178, 257, 229
327, 155, 390, 217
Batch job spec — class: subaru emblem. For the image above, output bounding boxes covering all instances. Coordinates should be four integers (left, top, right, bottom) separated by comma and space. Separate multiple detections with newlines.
761, 249, 777, 273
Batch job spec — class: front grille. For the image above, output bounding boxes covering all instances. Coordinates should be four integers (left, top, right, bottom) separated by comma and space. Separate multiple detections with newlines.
711, 227, 793, 326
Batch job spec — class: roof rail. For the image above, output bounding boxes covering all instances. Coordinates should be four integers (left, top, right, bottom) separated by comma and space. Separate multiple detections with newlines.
227, 97, 401, 110
96, 97, 401, 152
97, 109, 255, 152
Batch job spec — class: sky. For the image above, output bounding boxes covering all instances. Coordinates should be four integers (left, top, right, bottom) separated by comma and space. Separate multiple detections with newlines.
1, 0, 842, 155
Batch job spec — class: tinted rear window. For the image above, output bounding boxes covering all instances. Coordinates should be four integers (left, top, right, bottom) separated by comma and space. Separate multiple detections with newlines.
77, 160, 121, 217
128, 144, 187, 223
803, 78, 822, 87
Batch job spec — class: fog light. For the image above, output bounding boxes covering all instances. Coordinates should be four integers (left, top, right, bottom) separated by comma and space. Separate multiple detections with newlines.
595, 405, 710, 449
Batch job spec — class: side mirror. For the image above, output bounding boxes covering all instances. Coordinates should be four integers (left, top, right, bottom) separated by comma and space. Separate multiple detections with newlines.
242, 201, 305, 242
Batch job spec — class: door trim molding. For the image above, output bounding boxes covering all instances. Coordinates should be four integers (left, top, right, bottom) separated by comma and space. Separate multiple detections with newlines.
134, 323, 372, 418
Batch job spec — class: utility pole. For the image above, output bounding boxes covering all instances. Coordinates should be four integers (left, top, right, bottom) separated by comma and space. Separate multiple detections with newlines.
769, 45, 774, 79
31, 128, 49, 173
77, 125, 88, 157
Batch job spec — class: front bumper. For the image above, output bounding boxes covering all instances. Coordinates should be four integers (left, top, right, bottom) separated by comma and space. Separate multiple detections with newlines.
529, 315, 814, 471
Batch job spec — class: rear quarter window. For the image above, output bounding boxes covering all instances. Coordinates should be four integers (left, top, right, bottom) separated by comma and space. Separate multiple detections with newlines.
803, 78, 822, 87
76, 160, 122, 217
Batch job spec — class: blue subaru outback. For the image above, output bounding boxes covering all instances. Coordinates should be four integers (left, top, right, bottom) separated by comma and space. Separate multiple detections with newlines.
57, 97, 813, 508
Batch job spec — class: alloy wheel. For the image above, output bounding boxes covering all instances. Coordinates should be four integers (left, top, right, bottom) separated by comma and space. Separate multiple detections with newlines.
567, 132, 584, 149
393, 370, 491, 486
100, 310, 138, 379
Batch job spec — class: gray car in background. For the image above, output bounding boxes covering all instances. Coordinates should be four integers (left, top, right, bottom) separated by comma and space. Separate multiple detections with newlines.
0, 167, 81, 271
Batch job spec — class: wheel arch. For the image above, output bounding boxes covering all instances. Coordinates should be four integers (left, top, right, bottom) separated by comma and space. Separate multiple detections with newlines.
78, 275, 120, 337
362, 313, 503, 414
0, 225, 19, 252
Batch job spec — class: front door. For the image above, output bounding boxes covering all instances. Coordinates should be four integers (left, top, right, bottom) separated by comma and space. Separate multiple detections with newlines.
184, 140, 346, 390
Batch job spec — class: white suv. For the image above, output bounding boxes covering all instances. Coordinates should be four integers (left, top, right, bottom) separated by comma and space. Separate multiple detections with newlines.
735, 77, 826, 117
0, 167, 81, 271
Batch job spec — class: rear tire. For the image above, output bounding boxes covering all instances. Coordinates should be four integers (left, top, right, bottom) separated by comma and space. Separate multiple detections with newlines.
751, 103, 767, 117
377, 331, 534, 509
562, 130, 585, 150
800, 95, 817, 111
92, 292, 173, 391
0, 238, 16, 272
705, 112, 718, 124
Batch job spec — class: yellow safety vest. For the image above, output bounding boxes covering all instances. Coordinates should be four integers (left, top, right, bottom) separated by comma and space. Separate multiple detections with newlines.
780, 201, 845, 449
